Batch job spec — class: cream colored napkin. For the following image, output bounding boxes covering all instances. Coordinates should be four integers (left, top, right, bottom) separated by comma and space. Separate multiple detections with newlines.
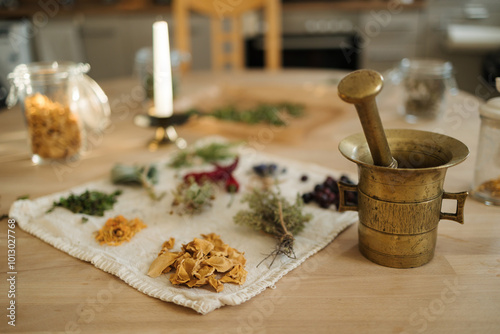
10, 142, 358, 314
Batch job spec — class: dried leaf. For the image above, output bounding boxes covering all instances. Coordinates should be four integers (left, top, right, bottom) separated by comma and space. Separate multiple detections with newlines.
147, 251, 180, 278
220, 264, 247, 285
208, 275, 224, 293
202, 256, 234, 273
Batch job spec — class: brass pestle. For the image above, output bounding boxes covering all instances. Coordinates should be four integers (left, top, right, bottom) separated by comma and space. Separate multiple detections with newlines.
337, 69, 398, 168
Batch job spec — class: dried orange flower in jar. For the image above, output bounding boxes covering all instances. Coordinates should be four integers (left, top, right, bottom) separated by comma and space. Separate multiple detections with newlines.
477, 177, 500, 198
24, 93, 82, 159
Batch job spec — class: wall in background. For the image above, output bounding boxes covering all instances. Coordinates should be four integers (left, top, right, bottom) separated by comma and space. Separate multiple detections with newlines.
1, 1, 499, 97
28, 13, 211, 80
422, 0, 500, 95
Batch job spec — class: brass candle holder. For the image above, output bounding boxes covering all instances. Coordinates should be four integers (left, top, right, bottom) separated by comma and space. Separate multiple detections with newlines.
134, 109, 191, 151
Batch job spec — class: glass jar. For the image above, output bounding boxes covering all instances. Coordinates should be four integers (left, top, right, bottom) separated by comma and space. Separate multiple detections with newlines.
471, 88, 500, 206
134, 47, 190, 104
7, 61, 110, 165
390, 58, 458, 123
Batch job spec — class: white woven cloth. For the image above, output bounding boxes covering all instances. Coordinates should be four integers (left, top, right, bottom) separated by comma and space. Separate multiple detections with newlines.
10, 142, 358, 314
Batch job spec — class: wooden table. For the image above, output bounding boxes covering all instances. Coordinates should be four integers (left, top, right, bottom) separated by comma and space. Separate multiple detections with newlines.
1, 70, 499, 333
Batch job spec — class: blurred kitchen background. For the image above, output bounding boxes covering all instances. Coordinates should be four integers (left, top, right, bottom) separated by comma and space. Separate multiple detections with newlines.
1, 0, 500, 108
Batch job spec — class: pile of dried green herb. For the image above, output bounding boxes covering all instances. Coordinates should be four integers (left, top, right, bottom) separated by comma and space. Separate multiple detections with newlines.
171, 178, 215, 215
188, 102, 304, 126
111, 163, 164, 200
47, 190, 122, 216
233, 189, 313, 267
168, 142, 238, 169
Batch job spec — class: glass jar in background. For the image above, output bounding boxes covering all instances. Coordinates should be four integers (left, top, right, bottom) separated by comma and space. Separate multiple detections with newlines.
7, 62, 110, 165
388, 58, 458, 123
471, 80, 500, 206
134, 47, 190, 105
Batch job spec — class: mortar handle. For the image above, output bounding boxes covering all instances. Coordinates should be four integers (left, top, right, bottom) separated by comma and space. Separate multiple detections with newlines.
338, 181, 358, 212
440, 191, 468, 224
338, 70, 397, 168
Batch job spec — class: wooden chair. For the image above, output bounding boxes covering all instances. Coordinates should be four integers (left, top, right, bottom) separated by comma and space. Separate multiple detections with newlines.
173, 0, 281, 72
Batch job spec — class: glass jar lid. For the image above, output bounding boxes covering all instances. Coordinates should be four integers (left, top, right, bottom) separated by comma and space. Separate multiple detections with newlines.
7, 62, 91, 108
134, 47, 190, 68
480, 98, 500, 121
8, 61, 90, 85
480, 78, 500, 121
7, 61, 110, 133
399, 58, 454, 78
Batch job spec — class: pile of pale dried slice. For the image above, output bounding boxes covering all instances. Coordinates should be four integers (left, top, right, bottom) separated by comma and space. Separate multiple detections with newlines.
147, 233, 247, 292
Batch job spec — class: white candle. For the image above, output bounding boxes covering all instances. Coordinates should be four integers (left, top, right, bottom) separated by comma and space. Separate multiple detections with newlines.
153, 21, 173, 117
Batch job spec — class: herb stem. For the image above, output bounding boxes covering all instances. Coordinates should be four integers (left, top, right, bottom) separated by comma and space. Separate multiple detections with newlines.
140, 171, 165, 201
277, 201, 288, 235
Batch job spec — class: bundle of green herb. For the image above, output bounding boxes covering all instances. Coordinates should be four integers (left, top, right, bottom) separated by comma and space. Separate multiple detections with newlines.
168, 142, 238, 169
233, 189, 313, 267
111, 163, 164, 201
189, 102, 304, 126
171, 177, 215, 215
47, 190, 122, 216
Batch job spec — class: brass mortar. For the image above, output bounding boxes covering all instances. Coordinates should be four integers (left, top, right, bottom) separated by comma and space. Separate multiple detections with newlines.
338, 129, 469, 268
